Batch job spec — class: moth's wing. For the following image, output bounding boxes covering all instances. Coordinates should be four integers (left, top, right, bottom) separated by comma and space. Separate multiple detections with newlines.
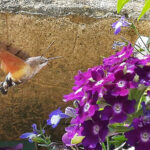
0, 47, 31, 81
6, 44, 29, 60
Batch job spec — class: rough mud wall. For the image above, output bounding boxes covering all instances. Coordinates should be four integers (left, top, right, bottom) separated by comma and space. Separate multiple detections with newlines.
0, 0, 150, 141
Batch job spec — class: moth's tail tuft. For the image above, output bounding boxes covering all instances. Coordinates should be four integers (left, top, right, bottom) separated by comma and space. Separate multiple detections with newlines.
0, 78, 16, 95
0, 83, 8, 95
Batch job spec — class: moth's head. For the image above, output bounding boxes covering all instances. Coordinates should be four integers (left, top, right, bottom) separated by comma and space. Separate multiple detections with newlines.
26, 56, 48, 68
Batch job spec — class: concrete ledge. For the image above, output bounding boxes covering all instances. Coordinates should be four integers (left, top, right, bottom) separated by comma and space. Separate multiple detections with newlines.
0, 0, 149, 19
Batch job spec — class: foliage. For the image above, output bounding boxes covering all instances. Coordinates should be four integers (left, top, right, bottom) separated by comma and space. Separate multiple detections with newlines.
117, 0, 150, 20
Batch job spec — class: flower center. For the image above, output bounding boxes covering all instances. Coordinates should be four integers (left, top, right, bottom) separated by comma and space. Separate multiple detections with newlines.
113, 103, 122, 114
95, 79, 104, 86
84, 103, 90, 112
93, 125, 100, 135
141, 132, 150, 142
117, 80, 126, 88
51, 115, 60, 125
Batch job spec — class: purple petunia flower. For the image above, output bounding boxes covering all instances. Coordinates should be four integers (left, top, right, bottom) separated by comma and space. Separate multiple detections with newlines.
63, 66, 103, 102
112, 16, 131, 35
102, 94, 136, 123
47, 108, 69, 128
81, 111, 109, 148
20, 123, 44, 143
103, 44, 133, 68
125, 117, 150, 150
108, 69, 136, 96
87, 68, 105, 89
71, 102, 99, 124
0, 144, 23, 150
71, 91, 99, 124
87, 69, 114, 98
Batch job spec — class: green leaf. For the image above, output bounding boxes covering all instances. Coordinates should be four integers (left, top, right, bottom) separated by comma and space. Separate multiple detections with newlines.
32, 137, 45, 143
99, 107, 104, 111
110, 135, 127, 148
117, 0, 131, 13
71, 134, 85, 145
128, 86, 146, 113
128, 86, 146, 102
112, 135, 127, 141
138, 0, 150, 20
109, 123, 132, 133
96, 100, 101, 105
101, 143, 106, 150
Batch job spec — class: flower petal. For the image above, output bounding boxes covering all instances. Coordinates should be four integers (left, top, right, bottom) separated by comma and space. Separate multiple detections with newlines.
123, 100, 136, 114
114, 26, 121, 35
125, 130, 139, 146
20, 133, 35, 139
110, 112, 127, 123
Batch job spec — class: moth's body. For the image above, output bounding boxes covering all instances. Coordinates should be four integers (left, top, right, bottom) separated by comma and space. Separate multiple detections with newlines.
0, 45, 60, 94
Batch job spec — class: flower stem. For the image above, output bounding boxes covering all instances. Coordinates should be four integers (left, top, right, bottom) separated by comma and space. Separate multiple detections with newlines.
133, 44, 145, 56
107, 137, 109, 150
75, 145, 79, 150
131, 23, 150, 53
101, 142, 106, 150
35, 143, 38, 150
136, 87, 147, 112
47, 147, 51, 150
71, 146, 76, 150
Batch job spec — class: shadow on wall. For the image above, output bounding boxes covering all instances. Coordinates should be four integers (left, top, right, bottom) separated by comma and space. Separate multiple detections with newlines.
0, 141, 34, 150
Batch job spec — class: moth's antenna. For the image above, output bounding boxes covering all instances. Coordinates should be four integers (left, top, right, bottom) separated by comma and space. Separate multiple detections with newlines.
41, 41, 55, 57
46, 41, 55, 51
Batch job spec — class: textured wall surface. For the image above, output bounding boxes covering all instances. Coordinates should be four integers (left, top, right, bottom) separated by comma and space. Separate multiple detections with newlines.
0, 12, 149, 141
0, 0, 150, 142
